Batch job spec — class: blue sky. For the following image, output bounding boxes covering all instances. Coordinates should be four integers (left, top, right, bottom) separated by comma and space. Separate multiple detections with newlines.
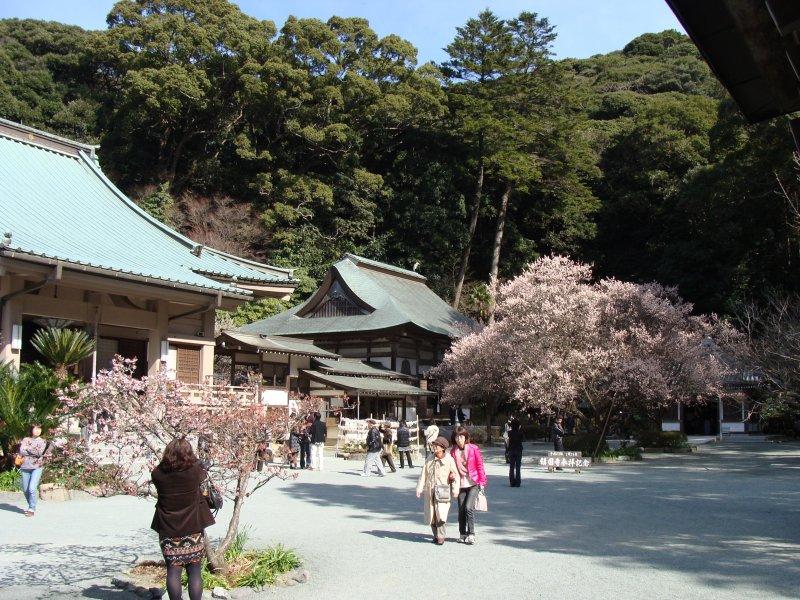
0, 1, 685, 63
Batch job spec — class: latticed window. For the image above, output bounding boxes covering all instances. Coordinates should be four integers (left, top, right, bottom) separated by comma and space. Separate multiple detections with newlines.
309, 293, 363, 318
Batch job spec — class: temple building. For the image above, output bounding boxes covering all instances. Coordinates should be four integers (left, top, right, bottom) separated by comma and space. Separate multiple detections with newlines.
0, 119, 296, 383
231, 254, 474, 420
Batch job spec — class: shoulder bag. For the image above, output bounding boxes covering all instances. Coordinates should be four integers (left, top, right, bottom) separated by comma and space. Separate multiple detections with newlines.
200, 473, 224, 514
433, 461, 451, 503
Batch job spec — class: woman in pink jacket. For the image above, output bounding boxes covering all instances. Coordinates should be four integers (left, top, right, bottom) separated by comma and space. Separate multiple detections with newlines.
450, 426, 486, 544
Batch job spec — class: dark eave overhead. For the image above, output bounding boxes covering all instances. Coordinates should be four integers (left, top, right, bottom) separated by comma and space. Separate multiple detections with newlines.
666, 0, 800, 122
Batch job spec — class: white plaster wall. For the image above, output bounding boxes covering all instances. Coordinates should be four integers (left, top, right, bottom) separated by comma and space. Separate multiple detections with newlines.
289, 355, 311, 377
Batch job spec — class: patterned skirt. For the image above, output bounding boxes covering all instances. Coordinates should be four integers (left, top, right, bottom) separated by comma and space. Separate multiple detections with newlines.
159, 532, 205, 566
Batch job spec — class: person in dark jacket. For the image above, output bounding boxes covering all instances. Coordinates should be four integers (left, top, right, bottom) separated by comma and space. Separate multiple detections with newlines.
552, 417, 566, 451
362, 420, 386, 476
552, 416, 566, 471
396, 419, 413, 468
309, 412, 327, 471
299, 420, 311, 469
507, 419, 524, 487
151, 438, 215, 600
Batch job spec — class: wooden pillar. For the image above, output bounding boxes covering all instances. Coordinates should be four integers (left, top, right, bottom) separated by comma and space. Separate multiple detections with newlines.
0, 275, 23, 370
147, 300, 169, 376
199, 308, 215, 384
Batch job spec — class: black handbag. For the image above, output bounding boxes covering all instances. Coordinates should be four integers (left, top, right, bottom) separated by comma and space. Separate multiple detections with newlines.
200, 475, 223, 513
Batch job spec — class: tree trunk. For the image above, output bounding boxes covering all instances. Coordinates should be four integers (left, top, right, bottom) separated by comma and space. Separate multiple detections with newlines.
487, 181, 512, 325
485, 400, 494, 444
452, 139, 485, 309
206, 469, 251, 574
592, 400, 615, 460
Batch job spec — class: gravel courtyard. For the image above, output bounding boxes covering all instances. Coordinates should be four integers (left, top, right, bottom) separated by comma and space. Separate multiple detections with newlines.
1, 440, 799, 600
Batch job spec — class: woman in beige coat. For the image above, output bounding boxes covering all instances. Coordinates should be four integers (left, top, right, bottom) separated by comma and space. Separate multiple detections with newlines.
416, 436, 459, 545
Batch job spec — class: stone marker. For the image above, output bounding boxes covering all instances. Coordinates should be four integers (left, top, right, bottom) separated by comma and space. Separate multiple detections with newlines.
212, 586, 230, 599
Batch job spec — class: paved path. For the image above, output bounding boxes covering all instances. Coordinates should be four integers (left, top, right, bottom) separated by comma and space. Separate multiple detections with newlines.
1, 440, 800, 599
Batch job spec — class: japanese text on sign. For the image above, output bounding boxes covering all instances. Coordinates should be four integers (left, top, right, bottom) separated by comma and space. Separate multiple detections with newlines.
539, 456, 592, 469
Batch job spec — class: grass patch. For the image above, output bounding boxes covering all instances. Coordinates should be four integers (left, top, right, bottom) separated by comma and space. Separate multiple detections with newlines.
0, 468, 20, 491
133, 528, 301, 590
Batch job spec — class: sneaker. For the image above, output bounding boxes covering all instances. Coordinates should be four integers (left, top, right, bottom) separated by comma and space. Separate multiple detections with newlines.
459, 535, 467, 543
465, 534, 475, 545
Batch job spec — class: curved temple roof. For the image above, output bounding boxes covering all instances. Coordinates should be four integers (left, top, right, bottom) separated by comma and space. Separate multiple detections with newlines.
303, 370, 437, 397
0, 119, 295, 298
241, 254, 475, 338
218, 331, 338, 359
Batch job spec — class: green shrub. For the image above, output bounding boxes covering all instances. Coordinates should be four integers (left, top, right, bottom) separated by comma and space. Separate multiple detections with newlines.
600, 446, 642, 460
466, 427, 487, 444
635, 430, 688, 448
0, 468, 20, 491
564, 434, 608, 455
43, 451, 119, 491
520, 423, 547, 440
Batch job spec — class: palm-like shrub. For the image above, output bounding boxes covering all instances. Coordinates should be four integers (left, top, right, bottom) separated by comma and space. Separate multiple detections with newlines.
0, 362, 61, 458
31, 327, 95, 380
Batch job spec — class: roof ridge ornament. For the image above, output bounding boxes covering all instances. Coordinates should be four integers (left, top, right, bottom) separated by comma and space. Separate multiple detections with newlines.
191, 244, 205, 257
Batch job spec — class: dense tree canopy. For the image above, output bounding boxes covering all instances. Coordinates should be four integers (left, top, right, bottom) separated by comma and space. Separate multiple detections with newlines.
1, 4, 797, 319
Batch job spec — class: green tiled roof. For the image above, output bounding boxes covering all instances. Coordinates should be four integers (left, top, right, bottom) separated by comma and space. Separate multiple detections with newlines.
313, 357, 412, 379
241, 254, 475, 338
0, 119, 294, 297
218, 331, 338, 358
303, 370, 437, 396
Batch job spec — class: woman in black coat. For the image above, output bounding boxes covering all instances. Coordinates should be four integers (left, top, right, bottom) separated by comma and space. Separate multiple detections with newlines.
151, 438, 215, 600
507, 420, 524, 487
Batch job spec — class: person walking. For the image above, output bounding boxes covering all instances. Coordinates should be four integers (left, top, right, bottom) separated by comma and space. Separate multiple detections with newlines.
361, 420, 386, 477
552, 416, 566, 471
423, 423, 439, 461
150, 438, 215, 600
416, 436, 459, 545
380, 422, 397, 473
450, 426, 487, 545
299, 421, 311, 469
310, 412, 327, 471
254, 440, 271, 472
507, 419, 524, 487
396, 419, 414, 468
552, 416, 566, 451
18, 424, 49, 517
287, 427, 301, 469
502, 416, 513, 464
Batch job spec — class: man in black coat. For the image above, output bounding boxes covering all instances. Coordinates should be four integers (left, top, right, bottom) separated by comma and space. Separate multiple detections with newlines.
310, 412, 327, 471
552, 416, 566, 452
362, 420, 386, 477
552, 416, 566, 471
